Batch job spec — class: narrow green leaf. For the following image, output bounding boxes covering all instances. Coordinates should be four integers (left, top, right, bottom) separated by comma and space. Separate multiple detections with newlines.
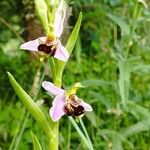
110, 0, 120, 6
118, 59, 131, 106
82, 79, 118, 95
90, 91, 111, 108
112, 134, 123, 150
126, 101, 150, 119
30, 131, 42, 150
7, 72, 53, 138
35, 0, 49, 34
122, 119, 150, 137
66, 12, 82, 54
69, 117, 91, 150
54, 12, 82, 81
79, 118, 94, 150
99, 129, 133, 149
133, 64, 150, 74
82, 79, 116, 88
107, 13, 130, 37
75, 35, 82, 64
86, 111, 98, 128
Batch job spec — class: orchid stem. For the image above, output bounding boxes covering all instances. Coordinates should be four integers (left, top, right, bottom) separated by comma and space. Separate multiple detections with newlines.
48, 77, 61, 150
48, 122, 59, 150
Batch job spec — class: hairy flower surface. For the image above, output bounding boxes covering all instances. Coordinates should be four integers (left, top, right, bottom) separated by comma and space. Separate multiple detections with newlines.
20, 0, 69, 61
42, 81, 92, 122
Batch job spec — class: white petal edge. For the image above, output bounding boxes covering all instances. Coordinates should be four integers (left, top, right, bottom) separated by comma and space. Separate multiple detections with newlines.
42, 81, 65, 96
54, 0, 66, 37
81, 101, 93, 112
49, 94, 65, 122
20, 36, 46, 51
54, 42, 69, 61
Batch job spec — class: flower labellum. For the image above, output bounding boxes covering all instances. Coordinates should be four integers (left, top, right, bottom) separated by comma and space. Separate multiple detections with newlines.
42, 81, 92, 122
64, 94, 85, 117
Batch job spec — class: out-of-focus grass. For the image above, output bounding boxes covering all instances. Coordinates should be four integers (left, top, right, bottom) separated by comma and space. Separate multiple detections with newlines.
0, 0, 150, 149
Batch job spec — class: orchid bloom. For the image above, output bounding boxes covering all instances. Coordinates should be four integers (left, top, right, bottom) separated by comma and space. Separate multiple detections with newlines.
20, 0, 69, 62
42, 81, 93, 122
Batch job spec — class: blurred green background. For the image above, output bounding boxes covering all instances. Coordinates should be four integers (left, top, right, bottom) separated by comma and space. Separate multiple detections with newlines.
0, 0, 150, 149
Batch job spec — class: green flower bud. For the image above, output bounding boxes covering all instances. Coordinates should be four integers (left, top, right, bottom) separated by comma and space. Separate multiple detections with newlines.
35, 0, 50, 35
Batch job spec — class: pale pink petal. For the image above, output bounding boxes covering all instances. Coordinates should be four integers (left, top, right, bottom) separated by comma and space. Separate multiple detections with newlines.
20, 37, 46, 51
50, 94, 65, 121
54, 0, 66, 37
42, 81, 65, 96
54, 42, 69, 61
81, 101, 93, 112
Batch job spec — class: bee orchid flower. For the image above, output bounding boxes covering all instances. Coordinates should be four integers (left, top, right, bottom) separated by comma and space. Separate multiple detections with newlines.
42, 81, 93, 122
20, 0, 69, 62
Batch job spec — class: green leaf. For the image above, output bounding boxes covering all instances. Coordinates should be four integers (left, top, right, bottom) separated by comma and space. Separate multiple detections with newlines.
89, 91, 111, 108
81, 79, 116, 88
30, 131, 42, 150
75, 35, 82, 64
79, 118, 94, 150
35, 0, 49, 34
118, 59, 131, 106
54, 12, 82, 82
112, 134, 123, 150
69, 117, 91, 150
86, 111, 98, 128
107, 13, 130, 37
99, 129, 133, 149
133, 64, 150, 74
126, 101, 150, 119
7, 72, 53, 138
122, 119, 150, 137
110, 0, 120, 6
66, 12, 82, 54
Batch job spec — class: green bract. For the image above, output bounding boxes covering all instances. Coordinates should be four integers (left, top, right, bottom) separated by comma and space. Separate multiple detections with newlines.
35, 0, 50, 34
7, 72, 53, 139
54, 12, 82, 86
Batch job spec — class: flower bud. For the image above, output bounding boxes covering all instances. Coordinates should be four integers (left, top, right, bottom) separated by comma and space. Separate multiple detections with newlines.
35, 0, 49, 34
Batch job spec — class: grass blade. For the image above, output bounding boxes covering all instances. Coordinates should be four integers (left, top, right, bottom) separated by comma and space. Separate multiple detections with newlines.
69, 117, 91, 150
30, 131, 42, 150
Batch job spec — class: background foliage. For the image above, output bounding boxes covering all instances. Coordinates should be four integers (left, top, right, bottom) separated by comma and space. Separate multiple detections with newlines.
0, 0, 150, 149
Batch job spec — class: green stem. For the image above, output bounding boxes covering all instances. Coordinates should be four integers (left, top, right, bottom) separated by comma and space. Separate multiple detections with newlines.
48, 77, 61, 150
47, 12, 83, 150
125, 1, 139, 58
48, 122, 59, 150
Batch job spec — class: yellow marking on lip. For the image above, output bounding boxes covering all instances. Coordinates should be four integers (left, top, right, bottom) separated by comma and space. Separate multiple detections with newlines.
65, 82, 85, 97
